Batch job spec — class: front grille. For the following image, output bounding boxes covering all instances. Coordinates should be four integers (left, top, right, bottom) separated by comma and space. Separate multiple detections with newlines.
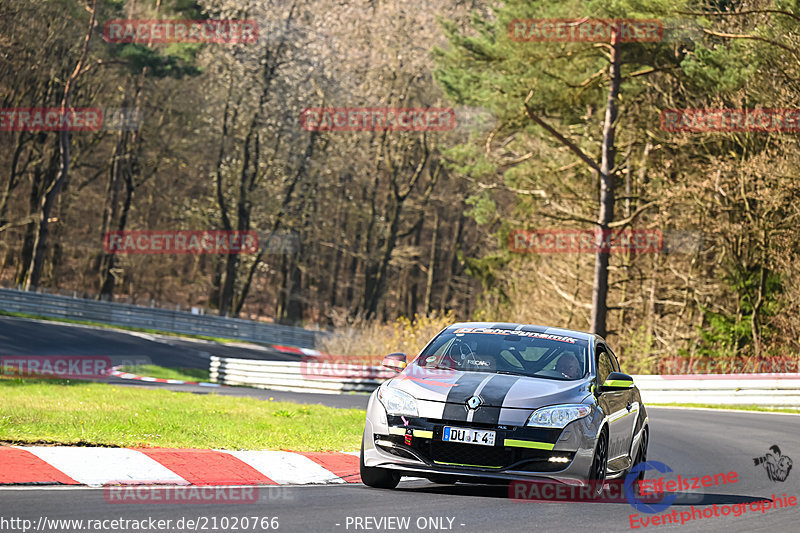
429, 440, 517, 467
379, 424, 573, 472
427, 440, 569, 471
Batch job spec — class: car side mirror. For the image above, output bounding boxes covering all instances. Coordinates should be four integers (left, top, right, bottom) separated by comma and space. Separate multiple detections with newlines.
597, 372, 634, 393
382, 352, 407, 373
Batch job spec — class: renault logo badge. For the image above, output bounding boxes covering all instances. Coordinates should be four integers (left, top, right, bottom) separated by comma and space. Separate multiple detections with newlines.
466, 395, 482, 410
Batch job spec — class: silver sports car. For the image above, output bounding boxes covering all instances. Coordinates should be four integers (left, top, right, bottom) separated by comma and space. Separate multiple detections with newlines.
360, 322, 648, 490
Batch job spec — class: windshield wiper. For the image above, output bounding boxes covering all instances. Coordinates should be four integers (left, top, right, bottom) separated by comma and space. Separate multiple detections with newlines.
495, 370, 530, 377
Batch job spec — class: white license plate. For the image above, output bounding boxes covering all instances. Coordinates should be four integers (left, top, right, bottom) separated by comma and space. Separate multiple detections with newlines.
442, 426, 496, 446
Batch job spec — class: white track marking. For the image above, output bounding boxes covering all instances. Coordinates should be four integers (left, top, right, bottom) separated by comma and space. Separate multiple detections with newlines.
19, 447, 189, 486
225, 451, 345, 484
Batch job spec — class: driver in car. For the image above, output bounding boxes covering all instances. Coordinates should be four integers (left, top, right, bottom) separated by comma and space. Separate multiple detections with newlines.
438, 339, 477, 369
556, 352, 582, 379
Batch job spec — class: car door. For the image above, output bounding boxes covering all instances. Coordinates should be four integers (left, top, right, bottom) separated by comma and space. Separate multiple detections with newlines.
609, 346, 639, 458
595, 344, 629, 460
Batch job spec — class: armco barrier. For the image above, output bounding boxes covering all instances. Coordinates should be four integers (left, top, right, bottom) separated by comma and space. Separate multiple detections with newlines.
209, 357, 800, 406
0, 288, 328, 349
209, 356, 392, 394
634, 373, 800, 407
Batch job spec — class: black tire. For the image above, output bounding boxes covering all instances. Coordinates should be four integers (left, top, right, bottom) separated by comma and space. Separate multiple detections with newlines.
632, 428, 648, 485
621, 428, 649, 497
360, 437, 400, 489
588, 429, 608, 495
631, 428, 648, 496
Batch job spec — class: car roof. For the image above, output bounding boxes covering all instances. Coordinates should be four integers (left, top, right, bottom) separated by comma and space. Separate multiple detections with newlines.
445, 322, 600, 343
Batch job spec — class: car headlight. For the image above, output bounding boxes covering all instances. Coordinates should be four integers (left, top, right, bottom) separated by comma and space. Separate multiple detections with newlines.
527, 404, 591, 428
377, 386, 418, 417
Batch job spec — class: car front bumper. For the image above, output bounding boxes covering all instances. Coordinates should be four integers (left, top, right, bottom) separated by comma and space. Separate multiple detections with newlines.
362, 390, 601, 484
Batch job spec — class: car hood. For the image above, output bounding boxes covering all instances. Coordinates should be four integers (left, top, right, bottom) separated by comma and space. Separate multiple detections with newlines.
387, 367, 592, 410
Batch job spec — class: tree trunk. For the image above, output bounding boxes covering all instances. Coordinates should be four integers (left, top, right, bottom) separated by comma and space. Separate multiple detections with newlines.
99, 171, 134, 297
25, 0, 97, 290
99, 76, 144, 298
440, 214, 463, 312
0, 132, 28, 227
285, 251, 304, 323
26, 130, 71, 290
751, 257, 767, 357
618, 153, 632, 328
589, 33, 621, 337
364, 200, 402, 317
15, 151, 56, 285
424, 210, 439, 313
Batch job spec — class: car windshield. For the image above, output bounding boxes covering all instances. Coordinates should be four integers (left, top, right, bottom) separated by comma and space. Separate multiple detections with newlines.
415, 327, 589, 381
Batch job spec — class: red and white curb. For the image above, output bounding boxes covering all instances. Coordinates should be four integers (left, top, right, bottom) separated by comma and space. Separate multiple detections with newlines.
110, 367, 220, 387
271, 345, 325, 357
0, 447, 360, 486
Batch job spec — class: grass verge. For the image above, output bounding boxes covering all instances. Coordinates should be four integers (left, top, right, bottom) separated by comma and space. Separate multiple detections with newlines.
0, 310, 242, 345
650, 403, 800, 414
117, 365, 211, 382
0, 379, 365, 450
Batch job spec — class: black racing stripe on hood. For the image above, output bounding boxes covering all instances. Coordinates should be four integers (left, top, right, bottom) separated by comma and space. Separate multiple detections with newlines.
442, 373, 488, 421
471, 374, 520, 425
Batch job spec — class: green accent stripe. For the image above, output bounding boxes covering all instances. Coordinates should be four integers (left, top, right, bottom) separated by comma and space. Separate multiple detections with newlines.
388, 428, 433, 438
604, 379, 633, 388
503, 439, 555, 450
433, 461, 504, 469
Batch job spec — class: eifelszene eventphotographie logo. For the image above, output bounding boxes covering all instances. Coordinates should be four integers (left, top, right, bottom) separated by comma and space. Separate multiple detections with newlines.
754, 445, 793, 482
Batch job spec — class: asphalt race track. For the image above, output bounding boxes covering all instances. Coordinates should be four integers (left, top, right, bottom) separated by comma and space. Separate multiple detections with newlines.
2, 318, 798, 532
0, 315, 370, 409
2, 408, 798, 533
0, 315, 297, 368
